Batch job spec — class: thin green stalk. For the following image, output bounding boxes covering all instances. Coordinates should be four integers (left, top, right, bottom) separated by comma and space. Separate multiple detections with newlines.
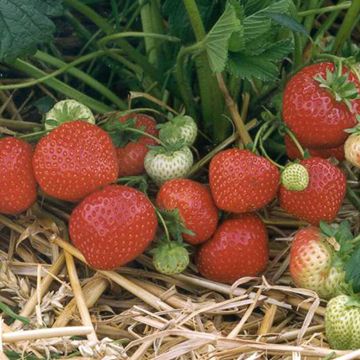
298, 1, 350, 16
139, 0, 165, 65
0, 119, 42, 130
110, 0, 120, 31
182, 0, 225, 142
333, 0, 360, 54
175, 43, 204, 117
97, 32, 180, 48
34, 51, 126, 109
285, 128, 305, 158
303, 0, 322, 33
347, 187, 360, 211
293, 33, 304, 70
64, 0, 159, 81
313, 1, 345, 42
10, 59, 112, 113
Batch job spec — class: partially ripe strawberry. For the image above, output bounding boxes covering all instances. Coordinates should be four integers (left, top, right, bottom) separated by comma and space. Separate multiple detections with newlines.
156, 179, 218, 244
285, 135, 345, 161
209, 149, 280, 213
117, 113, 159, 177
283, 62, 360, 148
33, 121, 118, 202
290, 226, 345, 299
279, 158, 346, 225
0, 138, 37, 214
197, 214, 268, 284
69, 185, 158, 270
344, 132, 360, 168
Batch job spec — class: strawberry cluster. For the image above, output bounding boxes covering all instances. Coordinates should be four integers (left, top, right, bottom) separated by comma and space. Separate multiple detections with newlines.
0, 61, 359, 318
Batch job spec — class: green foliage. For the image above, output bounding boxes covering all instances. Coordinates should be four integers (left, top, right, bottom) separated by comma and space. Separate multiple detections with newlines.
222, 0, 305, 81
0, 0, 63, 61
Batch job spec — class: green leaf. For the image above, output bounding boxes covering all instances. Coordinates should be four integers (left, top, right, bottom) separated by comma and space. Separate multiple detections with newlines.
243, 0, 292, 41
261, 38, 294, 61
205, 3, 241, 73
267, 12, 308, 36
345, 247, 360, 293
227, 52, 279, 81
0, 0, 63, 61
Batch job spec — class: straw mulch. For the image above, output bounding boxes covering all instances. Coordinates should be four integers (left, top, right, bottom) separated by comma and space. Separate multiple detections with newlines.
0, 175, 359, 360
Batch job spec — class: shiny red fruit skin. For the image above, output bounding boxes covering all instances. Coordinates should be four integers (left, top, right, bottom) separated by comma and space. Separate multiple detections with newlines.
33, 121, 119, 202
197, 214, 269, 284
209, 149, 280, 213
285, 135, 345, 161
69, 185, 158, 270
156, 178, 218, 244
117, 114, 158, 177
0, 138, 37, 214
279, 157, 346, 225
283, 62, 360, 148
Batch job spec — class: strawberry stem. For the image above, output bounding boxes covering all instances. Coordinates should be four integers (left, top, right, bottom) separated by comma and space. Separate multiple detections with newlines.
153, 207, 171, 242
259, 135, 284, 170
284, 128, 305, 158
124, 128, 165, 146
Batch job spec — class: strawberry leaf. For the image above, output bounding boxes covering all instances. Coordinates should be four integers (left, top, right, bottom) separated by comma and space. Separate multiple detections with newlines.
205, 3, 241, 73
0, 0, 63, 62
345, 247, 360, 293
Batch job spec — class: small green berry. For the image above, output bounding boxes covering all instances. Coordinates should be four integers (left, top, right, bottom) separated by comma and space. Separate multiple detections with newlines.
153, 242, 189, 275
281, 163, 309, 191
45, 99, 95, 130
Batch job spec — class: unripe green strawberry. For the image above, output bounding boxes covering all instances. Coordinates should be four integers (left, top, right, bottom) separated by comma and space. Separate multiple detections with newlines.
144, 146, 193, 184
344, 132, 360, 168
325, 295, 360, 350
45, 99, 95, 130
152, 241, 189, 275
281, 163, 309, 191
159, 115, 197, 146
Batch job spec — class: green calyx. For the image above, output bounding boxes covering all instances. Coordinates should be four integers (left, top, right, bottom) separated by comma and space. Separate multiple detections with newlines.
314, 67, 360, 112
45, 99, 95, 130
152, 241, 189, 275
281, 163, 309, 191
158, 115, 197, 146
102, 114, 152, 147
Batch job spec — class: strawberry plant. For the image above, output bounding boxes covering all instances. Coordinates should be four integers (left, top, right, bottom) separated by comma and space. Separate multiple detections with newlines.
0, 0, 360, 358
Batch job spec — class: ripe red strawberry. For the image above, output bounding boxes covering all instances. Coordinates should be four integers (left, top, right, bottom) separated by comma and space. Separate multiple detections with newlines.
0, 137, 37, 214
197, 214, 268, 283
279, 158, 346, 225
290, 226, 346, 299
209, 149, 280, 213
117, 113, 158, 177
156, 178, 218, 245
33, 120, 118, 202
285, 135, 345, 161
283, 62, 360, 148
69, 185, 158, 270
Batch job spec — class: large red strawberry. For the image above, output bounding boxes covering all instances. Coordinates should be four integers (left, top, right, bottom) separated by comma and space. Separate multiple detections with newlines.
197, 214, 269, 284
285, 135, 345, 161
279, 157, 346, 225
116, 113, 158, 177
156, 178, 218, 245
209, 149, 280, 213
69, 185, 158, 270
33, 120, 118, 202
0, 137, 37, 214
283, 62, 360, 148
